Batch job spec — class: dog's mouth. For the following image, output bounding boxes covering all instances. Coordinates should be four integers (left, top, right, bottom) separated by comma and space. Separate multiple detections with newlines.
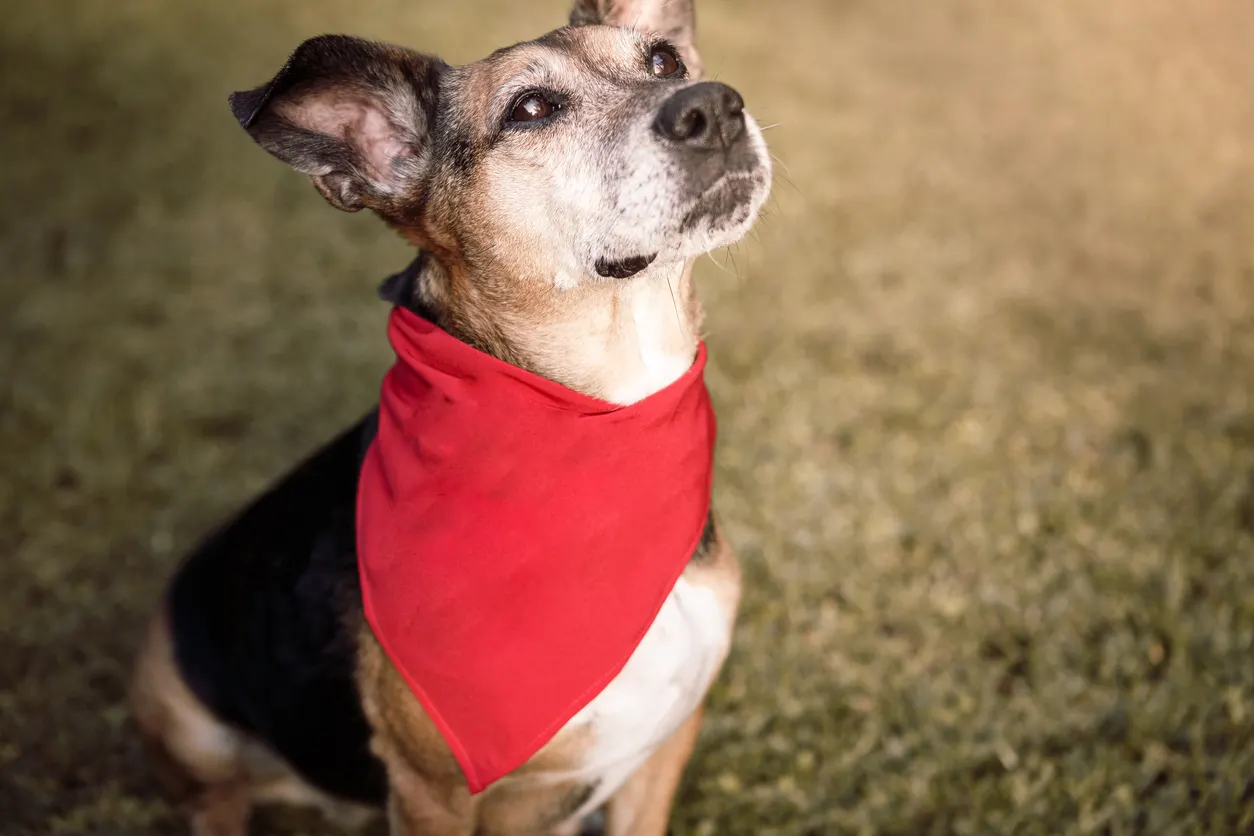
589, 150, 769, 280
680, 171, 761, 231
595, 253, 658, 279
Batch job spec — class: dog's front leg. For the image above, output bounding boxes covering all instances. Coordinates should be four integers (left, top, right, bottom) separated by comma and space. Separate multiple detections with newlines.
371, 707, 478, 836
384, 763, 474, 836
602, 707, 705, 836
358, 629, 477, 835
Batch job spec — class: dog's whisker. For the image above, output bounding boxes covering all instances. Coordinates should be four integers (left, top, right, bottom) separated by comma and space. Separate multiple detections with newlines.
665, 271, 684, 333
773, 175, 799, 195
704, 245, 732, 275
769, 166, 798, 198
770, 164, 802, 197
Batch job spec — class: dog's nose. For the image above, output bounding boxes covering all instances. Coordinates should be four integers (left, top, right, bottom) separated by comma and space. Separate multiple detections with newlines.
654, 82, 746, 151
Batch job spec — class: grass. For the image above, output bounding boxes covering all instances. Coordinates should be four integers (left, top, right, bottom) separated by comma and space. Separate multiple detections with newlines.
2, 0, 1253, 833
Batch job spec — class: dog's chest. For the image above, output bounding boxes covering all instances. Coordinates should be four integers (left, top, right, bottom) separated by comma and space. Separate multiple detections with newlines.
518, 572, 734, 815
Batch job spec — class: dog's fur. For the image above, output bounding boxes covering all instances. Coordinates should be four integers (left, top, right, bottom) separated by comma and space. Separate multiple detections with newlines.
129, 1, 770, 833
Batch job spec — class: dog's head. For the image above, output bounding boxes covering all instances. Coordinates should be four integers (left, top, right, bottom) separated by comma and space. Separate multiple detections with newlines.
231, 0, 770, 291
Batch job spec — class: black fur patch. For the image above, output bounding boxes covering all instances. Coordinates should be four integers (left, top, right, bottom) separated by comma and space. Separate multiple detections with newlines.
167, 414, 388, 805
376, 254, 450, 330
694, 507, 717, 560
376, 258, 421, 307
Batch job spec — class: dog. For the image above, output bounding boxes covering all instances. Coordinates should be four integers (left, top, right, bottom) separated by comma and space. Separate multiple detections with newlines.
129, 1, 771, 833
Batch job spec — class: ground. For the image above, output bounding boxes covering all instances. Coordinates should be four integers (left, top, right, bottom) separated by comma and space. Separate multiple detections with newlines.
2, 0, 1253, 834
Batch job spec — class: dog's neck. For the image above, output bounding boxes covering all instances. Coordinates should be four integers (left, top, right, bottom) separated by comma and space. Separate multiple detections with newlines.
404, 256, 702, 406
521, 261, 702, 405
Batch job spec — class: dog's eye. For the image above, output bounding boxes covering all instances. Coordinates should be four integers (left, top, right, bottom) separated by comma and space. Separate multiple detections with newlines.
649, 47, 682, 78
508, 93, 556, 124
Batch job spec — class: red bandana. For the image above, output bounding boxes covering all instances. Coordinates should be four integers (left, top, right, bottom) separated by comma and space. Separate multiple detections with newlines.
356, 307, 716, 793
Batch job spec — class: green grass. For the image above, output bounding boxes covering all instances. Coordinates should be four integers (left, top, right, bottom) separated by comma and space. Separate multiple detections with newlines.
2, 0, 1253, 833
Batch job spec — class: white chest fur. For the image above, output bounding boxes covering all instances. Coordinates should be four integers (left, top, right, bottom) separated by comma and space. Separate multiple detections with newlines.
500, 573, 735, 819
604, 267, 696, 406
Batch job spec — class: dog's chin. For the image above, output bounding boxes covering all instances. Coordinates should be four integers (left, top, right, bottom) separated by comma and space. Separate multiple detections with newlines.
674, 206, 758, 258
591, 216, 760, 279
671, 174, 770, 259
589, 168, 771, 277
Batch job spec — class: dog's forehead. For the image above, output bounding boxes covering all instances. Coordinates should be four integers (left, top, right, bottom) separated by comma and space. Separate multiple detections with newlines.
460, 26, 654, 94
528, 24, 655, 70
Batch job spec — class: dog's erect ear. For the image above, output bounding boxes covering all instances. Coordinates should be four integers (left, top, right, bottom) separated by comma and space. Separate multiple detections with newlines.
229, 35, 445, 212
570, 0, 703, 78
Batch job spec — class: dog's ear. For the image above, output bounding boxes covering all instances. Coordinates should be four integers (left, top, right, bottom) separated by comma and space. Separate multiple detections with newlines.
570, 0, 703, 78
229, 35, 445, 213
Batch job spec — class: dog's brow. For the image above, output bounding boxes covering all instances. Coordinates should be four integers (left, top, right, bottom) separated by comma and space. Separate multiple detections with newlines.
529, 27, 651, 82
487, 56, 567, 110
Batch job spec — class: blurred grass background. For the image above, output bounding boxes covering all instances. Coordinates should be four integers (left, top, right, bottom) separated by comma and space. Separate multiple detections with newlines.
3, 0, 1254, 833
